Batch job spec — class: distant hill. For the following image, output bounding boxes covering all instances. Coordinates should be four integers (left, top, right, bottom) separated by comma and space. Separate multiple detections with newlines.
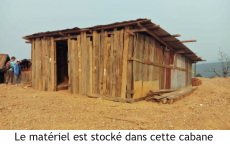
192, 62, 230, 78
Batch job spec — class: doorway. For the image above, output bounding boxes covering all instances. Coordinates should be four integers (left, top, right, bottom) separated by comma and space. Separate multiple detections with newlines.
56, 40, 69, 90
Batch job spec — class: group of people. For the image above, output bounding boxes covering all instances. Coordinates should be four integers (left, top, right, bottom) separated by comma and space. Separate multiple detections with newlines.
5, 56, 22, 86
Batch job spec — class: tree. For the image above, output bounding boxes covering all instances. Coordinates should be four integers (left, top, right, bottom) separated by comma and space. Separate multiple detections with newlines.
205, 49, 230, 78
196, 73, 202, 77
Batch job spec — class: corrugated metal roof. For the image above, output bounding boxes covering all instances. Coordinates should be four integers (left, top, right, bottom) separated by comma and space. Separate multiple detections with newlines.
0, 54, 10, 71
23, 18, 204, 62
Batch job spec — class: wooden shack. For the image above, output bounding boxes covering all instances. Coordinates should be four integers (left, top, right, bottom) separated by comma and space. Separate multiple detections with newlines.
23, 18, 204, 102
20, 59, 31, 83
0, 54, 10, 83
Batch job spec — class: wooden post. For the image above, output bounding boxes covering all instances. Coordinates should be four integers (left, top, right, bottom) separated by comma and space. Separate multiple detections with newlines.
194, 62, 197, 77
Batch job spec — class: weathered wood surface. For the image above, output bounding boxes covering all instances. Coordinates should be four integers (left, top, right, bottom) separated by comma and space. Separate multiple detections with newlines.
126, 34, 134, 99
150, 88, 179, 93
146, 85, 195, 101
29, 29, 194, 103
121, 26, 130, 98
87, 93, 134, 103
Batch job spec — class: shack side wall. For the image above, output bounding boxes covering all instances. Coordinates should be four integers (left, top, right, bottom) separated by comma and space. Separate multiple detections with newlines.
132, 33, 193, 99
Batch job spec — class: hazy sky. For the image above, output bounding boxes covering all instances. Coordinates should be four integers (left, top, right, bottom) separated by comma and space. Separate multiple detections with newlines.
0, 0, 229, 63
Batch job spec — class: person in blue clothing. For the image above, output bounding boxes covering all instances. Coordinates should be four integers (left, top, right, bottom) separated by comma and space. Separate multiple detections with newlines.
14, 59, 22, 86
5, 56, 16, 85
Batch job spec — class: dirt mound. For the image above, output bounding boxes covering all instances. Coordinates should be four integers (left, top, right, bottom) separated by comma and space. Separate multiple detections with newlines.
0, 77, 230, 130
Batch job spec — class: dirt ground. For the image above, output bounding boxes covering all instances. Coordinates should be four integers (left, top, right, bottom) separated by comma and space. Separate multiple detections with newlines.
0, 77, 230, 130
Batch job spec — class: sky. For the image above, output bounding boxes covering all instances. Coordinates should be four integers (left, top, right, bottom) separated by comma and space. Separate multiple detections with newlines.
0, 0, 229, 63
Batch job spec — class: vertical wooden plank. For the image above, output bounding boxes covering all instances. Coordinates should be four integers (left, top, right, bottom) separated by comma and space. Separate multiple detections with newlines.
39, 39, 43, 91
50, 37, 55, 91
42, 38, 46, 91
77, 35, 82, 94
85, 37, 90, 94
31, 39, 35, 89
106, 36, 111, 95
68, 38, 72, 93
92, 31, 96, 93
48, 37, 52, 91
99, 30, 104, 94
45, 38, 49, 91
121, 26, 130, 98
102, 31, 108, 95
37, 38, 41, 90
34, 38, 39, 90
72, 39, 77, 94
115, 30, 121, 97
112, 28, 117, 97
54, 41, 57, 91
75, 39, 79, 93
89, 39, 93, 93
127, 35, 134, 99
81, 32, 87, 95
109, 35, 114, 96
94, 33, 100, 94
117, 29, 124, 97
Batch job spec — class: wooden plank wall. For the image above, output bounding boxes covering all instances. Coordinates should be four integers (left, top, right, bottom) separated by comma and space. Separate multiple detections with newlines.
67, 29, 133, 98
31, 37, 55, 91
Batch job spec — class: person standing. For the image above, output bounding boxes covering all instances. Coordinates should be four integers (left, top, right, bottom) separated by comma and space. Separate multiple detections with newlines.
5, 56, 16, 85
14, 59, 22, 86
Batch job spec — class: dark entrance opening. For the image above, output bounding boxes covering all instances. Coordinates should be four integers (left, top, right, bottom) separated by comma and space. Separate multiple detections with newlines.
56, 40, 69, 90
0, 72, 5, 83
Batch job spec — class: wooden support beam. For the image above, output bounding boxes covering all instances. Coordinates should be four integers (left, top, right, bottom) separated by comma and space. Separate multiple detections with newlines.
130, 28, 147, 32
86, 31, 114, 37
129, 57, 194, 73
24, 29, 89, 39
25, 41, 31, 44
59, 32, 66, 37
137, 22, 174, 50
126, 30, 134, 36
159, 34, 181, 38
176, 50, 185, 53
146, 25, 160, 29
54, 35, 79, 41
148, 89, 179, 95
166, 40, 196, 43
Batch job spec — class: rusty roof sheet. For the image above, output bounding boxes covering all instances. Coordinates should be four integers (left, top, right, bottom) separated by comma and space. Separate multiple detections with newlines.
0, 54, 10, 71
23, 18, 203, 62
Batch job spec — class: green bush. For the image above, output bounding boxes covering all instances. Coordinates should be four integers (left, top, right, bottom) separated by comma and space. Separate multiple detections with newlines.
196, 73, 202, 77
